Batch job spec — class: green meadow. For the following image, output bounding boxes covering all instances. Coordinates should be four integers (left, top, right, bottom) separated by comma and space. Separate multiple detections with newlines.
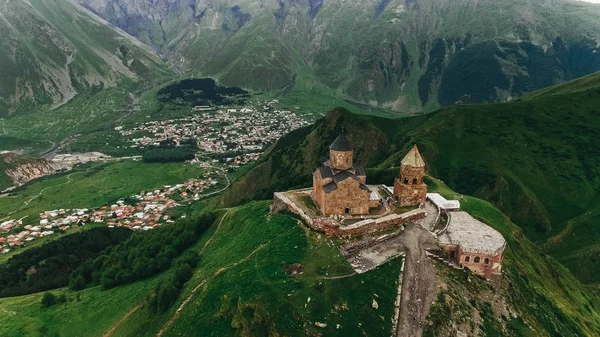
0, 201, 402, 337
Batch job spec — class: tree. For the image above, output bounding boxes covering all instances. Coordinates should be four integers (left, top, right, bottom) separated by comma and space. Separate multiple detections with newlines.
41, 292, 57, 307
157, 282, 179, 313
69, 275, 86, 291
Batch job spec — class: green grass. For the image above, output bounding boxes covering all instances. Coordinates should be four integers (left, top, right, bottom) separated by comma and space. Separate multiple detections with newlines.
0, 160, 205, 261
114, 202, 402, 337
296, 194, 318, 214
0, 278, 157, 337
426, 178, 600, 336
0, 201, 402, 337
0, 160, 204, 222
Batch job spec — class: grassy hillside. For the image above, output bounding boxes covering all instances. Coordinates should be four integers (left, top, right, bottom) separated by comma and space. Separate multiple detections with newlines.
0, 160, 205, 221
0, 201, 403, 337
221, 73, 600, 284
0, 0, 172, 116
1, 198, 599, 336
0, 160, 207, 262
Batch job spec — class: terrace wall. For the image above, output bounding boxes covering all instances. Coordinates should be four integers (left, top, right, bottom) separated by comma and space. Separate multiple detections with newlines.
273, 192, 426, 237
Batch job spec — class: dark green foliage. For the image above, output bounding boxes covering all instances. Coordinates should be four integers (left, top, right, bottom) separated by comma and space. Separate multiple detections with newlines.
0, 227, 132, 297
438, 40, 600, 106
69, 275, 86, 291
149, 255, 196, 313
70, 213, 215, 290
156, 78, 248, 107
142, 138, 198, 163
40, 292, 65, 307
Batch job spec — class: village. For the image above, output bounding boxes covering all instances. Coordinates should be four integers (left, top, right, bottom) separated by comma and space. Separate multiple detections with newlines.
1, 101, 315, 256
118, 102, 313, 168
0, 174, 220, 255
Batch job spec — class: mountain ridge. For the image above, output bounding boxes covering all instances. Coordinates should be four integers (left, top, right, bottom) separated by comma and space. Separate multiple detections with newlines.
0, 0, 173, 116
76, 0, 600, 112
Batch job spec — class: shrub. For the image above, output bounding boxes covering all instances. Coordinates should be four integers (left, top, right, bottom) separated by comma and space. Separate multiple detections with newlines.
41, 292, 58, 307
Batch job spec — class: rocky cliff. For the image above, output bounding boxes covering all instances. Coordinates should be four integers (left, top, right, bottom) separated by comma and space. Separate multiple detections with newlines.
1, 153, 70, 188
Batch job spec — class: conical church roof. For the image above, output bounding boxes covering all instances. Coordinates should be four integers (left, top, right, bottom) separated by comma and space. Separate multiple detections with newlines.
401, 145, 425, 167
329, 132, 353, 152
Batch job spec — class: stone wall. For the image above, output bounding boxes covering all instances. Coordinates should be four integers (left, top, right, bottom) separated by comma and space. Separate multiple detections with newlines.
313, 170, 324, 209
273, 192, 426, 237
439, 243, 505, 279
321, 179, 370, 215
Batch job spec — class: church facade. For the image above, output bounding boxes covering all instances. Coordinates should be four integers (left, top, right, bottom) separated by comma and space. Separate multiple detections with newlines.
312, 133, 372, 215
394, 145, 428, 206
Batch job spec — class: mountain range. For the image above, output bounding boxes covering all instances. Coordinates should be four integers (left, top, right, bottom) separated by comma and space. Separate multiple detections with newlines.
74, 0, 600, 112
3, 0, 600, 115
0, 0, 171, 117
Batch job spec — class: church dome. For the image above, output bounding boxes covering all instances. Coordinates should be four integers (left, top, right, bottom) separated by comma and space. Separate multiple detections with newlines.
329, 132, 353, 152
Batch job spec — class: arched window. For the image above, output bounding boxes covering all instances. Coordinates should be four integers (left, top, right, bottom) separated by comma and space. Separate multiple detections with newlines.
474, 256, 480, 263
464, 256, 470, 263
404, 177, 409, 184
484, 258, 490, 265
413, 178, 418, 184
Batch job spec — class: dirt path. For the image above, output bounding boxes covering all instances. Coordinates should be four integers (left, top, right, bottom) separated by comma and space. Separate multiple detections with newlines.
0, 172, 76, 221
321, 272, 357, 280
102, 210, 232, 337
395, 223, 438, 337
196, 165, 231, 198
156, 242, 270, 337
103, 305, 141, 337
199, 209, 231, 254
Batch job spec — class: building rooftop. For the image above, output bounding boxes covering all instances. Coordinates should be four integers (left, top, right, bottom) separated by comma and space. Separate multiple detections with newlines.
329, 132, 353, 152
438, 211, 506, 255
401, 145, 425, 168
319, 166, 333, 179
427, 193, 460, 210
353, 165, 366, 177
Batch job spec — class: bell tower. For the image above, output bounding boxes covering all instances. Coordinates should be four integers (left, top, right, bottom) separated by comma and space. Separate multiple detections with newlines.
394, 145, 427, 206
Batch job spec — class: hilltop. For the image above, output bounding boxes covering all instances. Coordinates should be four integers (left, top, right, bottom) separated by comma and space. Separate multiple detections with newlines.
221, 72, 600, 285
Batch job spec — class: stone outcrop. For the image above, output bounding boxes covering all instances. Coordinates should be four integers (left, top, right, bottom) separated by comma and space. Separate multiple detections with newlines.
2, 153, 70, 187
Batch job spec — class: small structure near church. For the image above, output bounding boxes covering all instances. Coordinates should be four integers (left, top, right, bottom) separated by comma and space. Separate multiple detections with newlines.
394, 145, 428, 206
312, 132, 374, 215
437, 212, 506, 279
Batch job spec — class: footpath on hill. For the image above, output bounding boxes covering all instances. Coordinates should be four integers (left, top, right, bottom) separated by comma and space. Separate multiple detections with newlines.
395, 223, 438, 337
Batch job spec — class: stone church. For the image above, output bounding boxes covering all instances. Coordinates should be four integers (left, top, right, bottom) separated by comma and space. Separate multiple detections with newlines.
394, 145, 428, 206
312, 132, 372, 215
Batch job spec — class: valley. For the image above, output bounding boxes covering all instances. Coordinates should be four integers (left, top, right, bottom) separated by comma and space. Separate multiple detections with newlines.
1, 0, 600, 336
